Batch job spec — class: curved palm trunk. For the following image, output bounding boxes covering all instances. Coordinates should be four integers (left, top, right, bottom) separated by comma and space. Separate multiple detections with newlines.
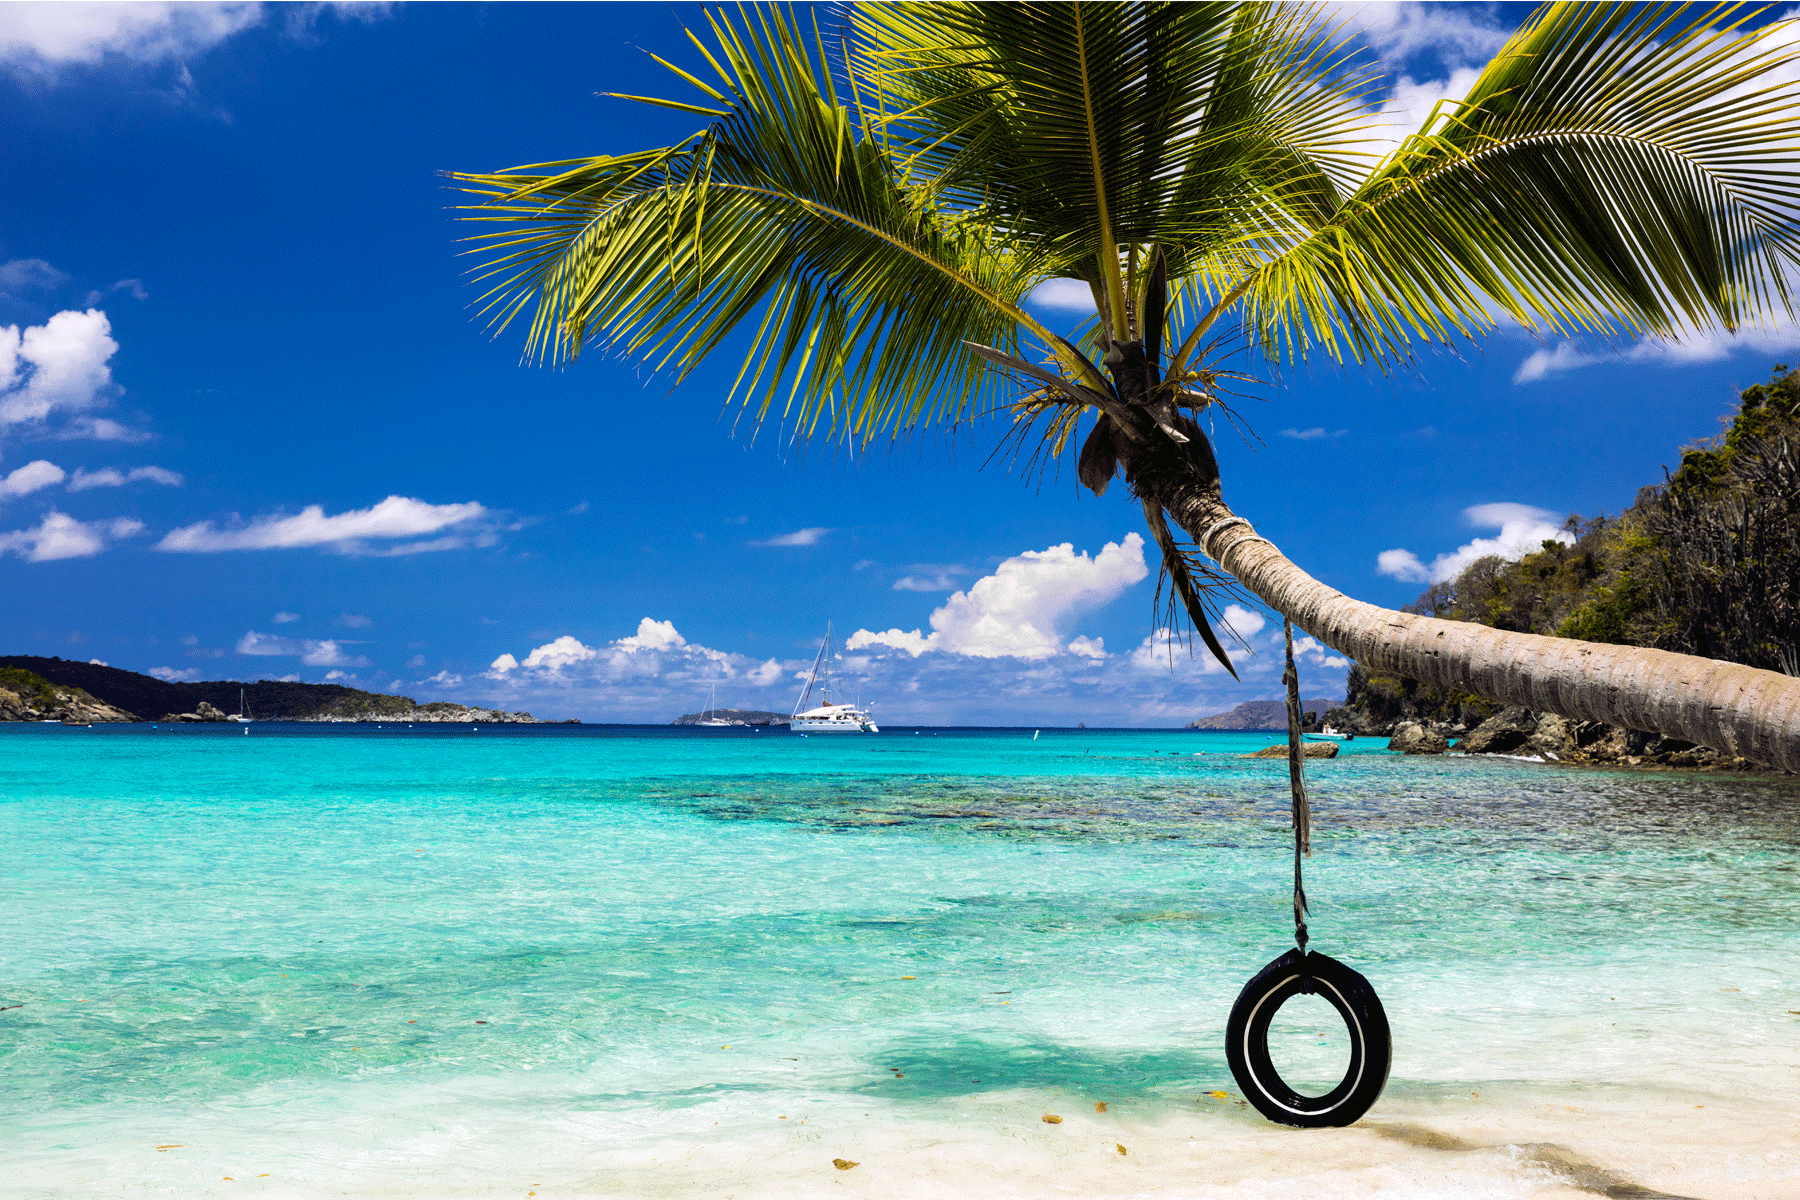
1154, 483, 1800, 774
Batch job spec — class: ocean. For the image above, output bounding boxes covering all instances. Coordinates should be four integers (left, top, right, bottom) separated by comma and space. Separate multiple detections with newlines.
2, 723, 1796, 1199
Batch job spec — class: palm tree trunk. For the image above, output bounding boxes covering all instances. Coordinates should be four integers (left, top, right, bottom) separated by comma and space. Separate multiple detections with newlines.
1159, 486, 1800, 774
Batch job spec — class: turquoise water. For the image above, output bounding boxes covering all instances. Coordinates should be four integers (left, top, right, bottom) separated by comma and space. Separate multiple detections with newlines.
3, 724, 1797, 1199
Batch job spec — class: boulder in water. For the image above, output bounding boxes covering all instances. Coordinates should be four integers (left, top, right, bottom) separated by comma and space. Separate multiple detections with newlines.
1387, 721, 1448, 754
1245, 741, 1339, 759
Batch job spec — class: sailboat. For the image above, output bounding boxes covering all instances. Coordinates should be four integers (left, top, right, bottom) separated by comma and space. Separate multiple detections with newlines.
790, 620, 878, 732
228, 687, 252, 724
696, 683, 735, 727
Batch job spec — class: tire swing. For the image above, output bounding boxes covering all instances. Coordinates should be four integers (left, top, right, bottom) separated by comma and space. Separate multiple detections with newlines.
1225, 620, 1391, 1128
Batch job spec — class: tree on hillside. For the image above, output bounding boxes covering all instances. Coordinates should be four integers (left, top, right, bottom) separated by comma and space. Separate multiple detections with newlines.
453, 1, 1800, 770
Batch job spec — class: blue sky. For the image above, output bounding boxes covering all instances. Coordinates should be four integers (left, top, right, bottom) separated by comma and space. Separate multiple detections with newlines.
2, 1, 1797, 725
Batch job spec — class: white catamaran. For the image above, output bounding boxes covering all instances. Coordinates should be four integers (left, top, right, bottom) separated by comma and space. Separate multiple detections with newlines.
790, 621, 877, 732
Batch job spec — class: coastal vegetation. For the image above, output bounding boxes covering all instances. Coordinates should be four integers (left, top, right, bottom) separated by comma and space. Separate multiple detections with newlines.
1343, 369, 1800, 738
0, 666, 135, 723
0, 657, 551, 723
455, 2, 1800, 769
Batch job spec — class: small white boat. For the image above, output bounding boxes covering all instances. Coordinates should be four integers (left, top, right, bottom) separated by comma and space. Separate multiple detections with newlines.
790, 621, 877, 732
696, 683, 736, 727
228, 687, 252, 724
1307, 724, 1351, 741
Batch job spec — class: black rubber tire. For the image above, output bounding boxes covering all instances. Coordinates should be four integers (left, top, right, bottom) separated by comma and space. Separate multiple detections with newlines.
1225, 948, 1391, 1128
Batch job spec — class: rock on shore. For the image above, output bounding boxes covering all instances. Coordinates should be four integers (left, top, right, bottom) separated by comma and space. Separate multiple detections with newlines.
1455, 706, 1770, 770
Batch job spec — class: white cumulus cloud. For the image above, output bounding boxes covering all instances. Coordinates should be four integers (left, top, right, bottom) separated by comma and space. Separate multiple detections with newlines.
0, 510, 141, 560
847, 533, 1149, 661
1379, 502, 1574, 584
0, 1, 393, 74
0, 2, 262, 70
157, 494, 487, 554
147, 666, 201, 682
0, 458, 65, 497
1066, 635, 1107, 659
0, 309, 119, 430
1026, 278, 1096, 312
483, 617, 776, 720
847, 627, 933, 657
617, 617, 685, 652
518, 635, 600, 672
1219, 603, 1267, 641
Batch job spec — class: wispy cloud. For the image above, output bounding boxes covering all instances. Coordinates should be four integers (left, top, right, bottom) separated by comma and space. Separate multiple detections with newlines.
1278, 427, 1348, 440
234, 630, 370, 668
892, 563, 968, 592
157, 495, 488, 554
1514, 316, 1800, 383
83, 279, 149, 306
68, 464, 182, 490
1322, 1, 1512, 66
0, 258, 69, 303
753, 526, 830, 547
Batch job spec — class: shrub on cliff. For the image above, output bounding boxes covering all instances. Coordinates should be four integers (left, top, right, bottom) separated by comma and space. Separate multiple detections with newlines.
1356, 368, 1800, 726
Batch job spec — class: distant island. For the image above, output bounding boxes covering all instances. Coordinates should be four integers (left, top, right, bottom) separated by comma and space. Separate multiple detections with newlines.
1187, 697, 1340, 730
0, 656, 568, 724
669, 707, 790, 726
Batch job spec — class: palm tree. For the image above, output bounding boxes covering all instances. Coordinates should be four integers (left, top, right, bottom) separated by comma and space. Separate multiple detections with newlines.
454, 1, 1800, 771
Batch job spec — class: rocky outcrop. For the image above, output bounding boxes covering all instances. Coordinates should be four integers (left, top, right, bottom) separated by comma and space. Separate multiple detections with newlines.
1326, 659, 1789, 774
0, 668, 138, 723
1454, 707, 1774, 771
1245, 741, 1339, 759
1387, 721, 1448, 754
1188, 697, 1341, 730
160, 700, 232, 723
1458, 706, 1539, 754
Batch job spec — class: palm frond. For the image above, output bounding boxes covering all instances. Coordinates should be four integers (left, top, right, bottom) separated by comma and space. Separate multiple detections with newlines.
1141, 497, 1247, 676
1182, 2, 1800, 369
452, 7, 1075, 446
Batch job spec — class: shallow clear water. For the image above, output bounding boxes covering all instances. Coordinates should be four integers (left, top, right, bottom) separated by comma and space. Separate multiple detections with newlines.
2, 723, 1797, 1199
